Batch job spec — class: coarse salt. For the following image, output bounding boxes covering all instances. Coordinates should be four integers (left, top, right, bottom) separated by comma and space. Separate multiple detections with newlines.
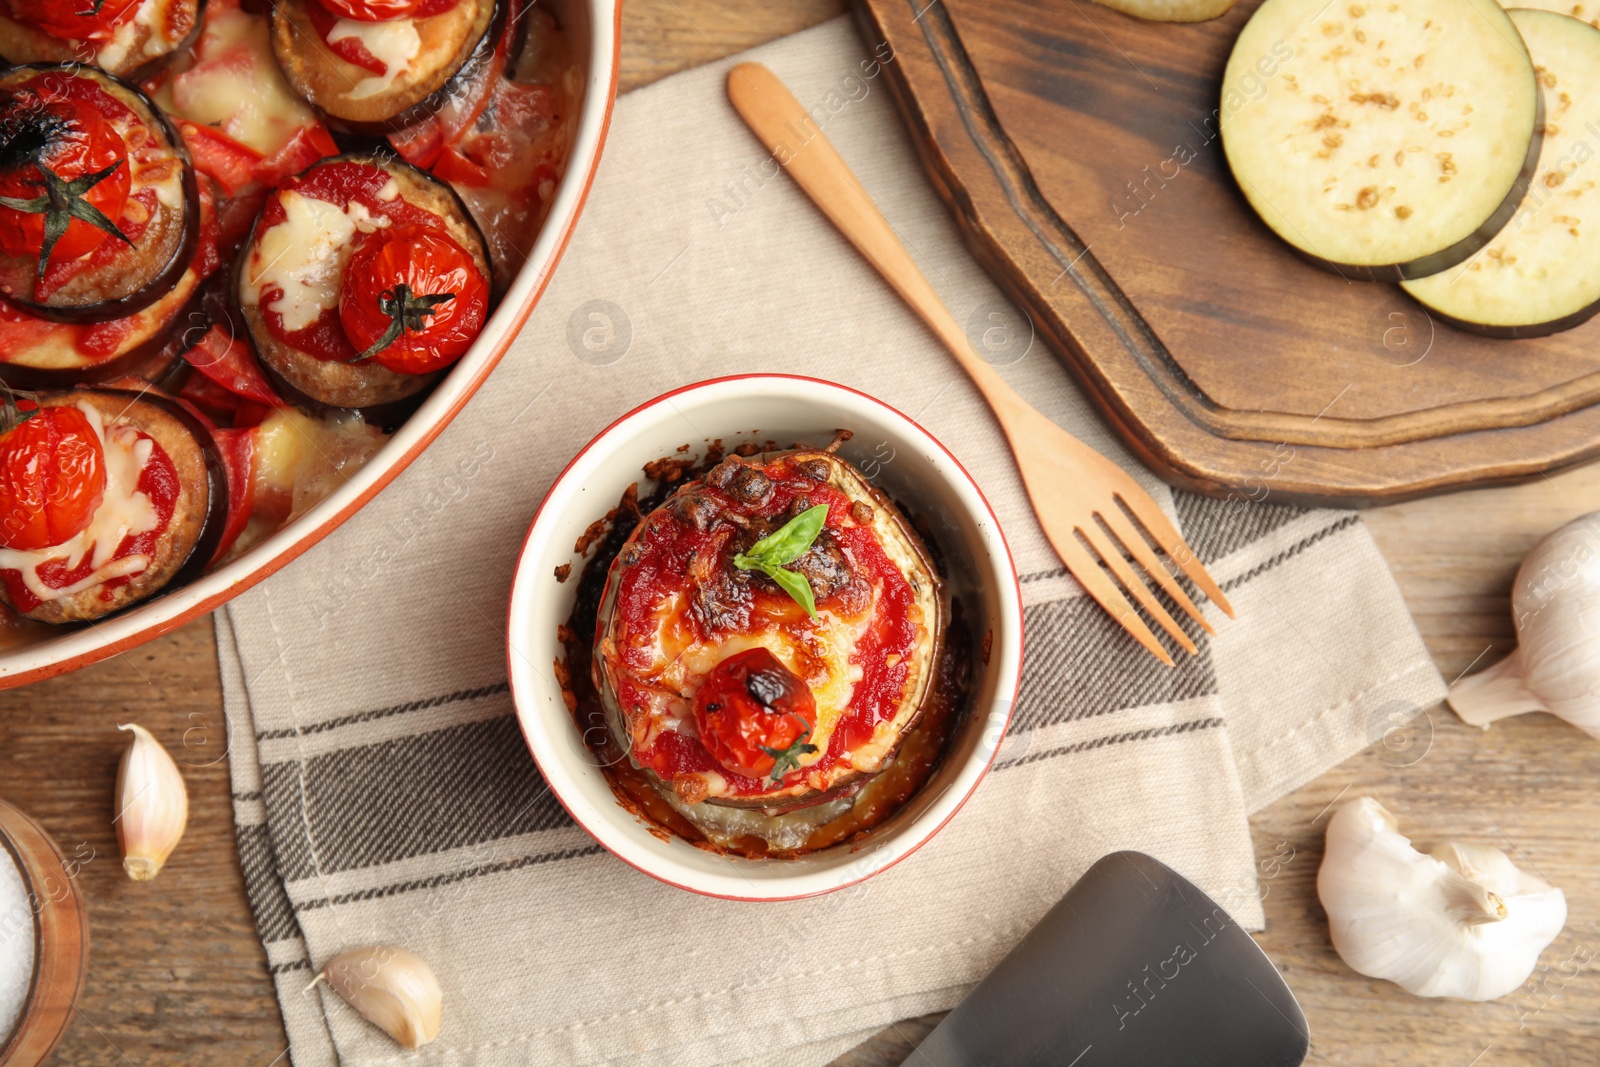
0, 842, 35, 1045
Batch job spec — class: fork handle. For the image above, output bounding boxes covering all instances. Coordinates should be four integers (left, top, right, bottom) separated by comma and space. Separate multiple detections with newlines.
726, 62, 1028, 424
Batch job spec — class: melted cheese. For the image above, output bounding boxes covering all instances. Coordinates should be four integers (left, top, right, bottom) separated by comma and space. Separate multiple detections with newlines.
95, 0, 173, 68
241, 190, 391, 332
328, 17, 421, 100
636, 585, 877, 774
166, 4, 321, 155
0, 402, 159, 604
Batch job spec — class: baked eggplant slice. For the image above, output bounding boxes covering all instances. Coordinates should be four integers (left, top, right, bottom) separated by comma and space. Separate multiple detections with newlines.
1402, 11, 1600, 337
0, 0, 205, 80
0, 388, 224, 623
270, 0, 502, 134
236, 152, 491, 410
593, 448, 946, 815
0, 278, 200, 390
1219, 0, 1543, 281
0, 65, 199, 324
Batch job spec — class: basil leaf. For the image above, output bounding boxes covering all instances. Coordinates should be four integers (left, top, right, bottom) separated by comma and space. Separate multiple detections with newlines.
738, 504, 829, 569
770, 567, 818, 619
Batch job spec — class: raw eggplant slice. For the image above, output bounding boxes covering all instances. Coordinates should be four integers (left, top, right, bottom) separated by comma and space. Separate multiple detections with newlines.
0, 388, 224, 624
1403, 11, 1600, 337
0, 0, 206, 80
1220, 0, 1542, 281
1498, 0, 1599, 30
270, 0, 502, 134
1090, 0, 1236, 22
0, 65, 199, 324
236, 153, 491, 411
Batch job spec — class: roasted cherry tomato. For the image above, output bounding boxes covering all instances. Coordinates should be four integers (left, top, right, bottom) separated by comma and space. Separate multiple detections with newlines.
0, 89, 133, 276
0, 404, 107, 551
693, 647, 819, 781
312, 0, 460, 21
8, 0, 142, 41
339, 224, 488, 375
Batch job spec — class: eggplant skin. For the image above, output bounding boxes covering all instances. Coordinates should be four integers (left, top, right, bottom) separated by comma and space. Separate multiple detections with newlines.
0, 65, 200, 325
270, 0, 503, 135
233, 152, 493, 412
0, 388, 226, 624
0, 0, 207, 80
0, 277, 204, 390
594, 447, 948, 814
1399, 10, 1600, 336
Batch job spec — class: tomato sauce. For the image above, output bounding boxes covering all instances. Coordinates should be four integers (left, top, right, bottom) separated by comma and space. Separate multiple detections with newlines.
609, 458, 923, 799
0, 432, 179, 614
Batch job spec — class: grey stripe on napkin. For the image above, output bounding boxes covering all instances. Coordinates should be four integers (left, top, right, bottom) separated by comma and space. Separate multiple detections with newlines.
217, 17, 1444, 1066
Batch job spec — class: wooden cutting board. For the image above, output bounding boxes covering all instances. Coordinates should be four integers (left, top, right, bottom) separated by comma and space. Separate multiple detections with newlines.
854, 0, 1600, 506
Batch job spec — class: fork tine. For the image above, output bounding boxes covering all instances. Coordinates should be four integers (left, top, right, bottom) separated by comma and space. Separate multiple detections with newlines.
1078, 524, 1198, 656
1097, 509, 1214, 636
1114, 494, 1236, 618
1049, 533, 1175, 667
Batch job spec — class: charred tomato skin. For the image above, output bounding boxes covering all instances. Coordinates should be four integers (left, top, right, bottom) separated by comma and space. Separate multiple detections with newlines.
0, 403, 106, 550
340, 223, 488, 375
0, 88, 132, 268
693, 647, 818, 781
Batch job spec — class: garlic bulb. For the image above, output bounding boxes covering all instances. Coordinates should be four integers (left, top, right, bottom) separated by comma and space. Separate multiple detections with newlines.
1318, 797, 1566, 1000
1449, 511, 1600, 738
319, 945, 442, 1049
115, 723, 189, 881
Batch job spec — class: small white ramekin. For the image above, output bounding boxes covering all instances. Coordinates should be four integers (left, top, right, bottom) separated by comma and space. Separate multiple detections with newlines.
506, 375, 1023, 900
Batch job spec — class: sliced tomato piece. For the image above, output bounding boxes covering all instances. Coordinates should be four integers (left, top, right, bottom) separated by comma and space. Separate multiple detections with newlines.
176, 373, 243, 424
256, 125, 340, 187
183, 326, 286, 408
304, 0, 388, 74
207, 425, 257, 563
314, 0, 460, 20
431, 145, 490, 187
389, 121, 446, 171
179, 122, 264, 197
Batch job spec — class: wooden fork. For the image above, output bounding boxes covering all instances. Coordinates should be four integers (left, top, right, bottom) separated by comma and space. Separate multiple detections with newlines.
727, 62, 1233, 665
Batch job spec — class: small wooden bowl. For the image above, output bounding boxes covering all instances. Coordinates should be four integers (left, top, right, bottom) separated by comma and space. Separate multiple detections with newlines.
0, 798, 89, 1067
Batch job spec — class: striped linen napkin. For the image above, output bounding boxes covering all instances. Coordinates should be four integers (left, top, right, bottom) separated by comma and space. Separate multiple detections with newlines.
217, 17, 1446, 1066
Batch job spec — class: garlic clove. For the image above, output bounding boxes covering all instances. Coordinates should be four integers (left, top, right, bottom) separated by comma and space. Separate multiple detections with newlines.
115, 723, 189, 881
1448, 512, 1600, 738
1317, 797, 1566, 1001
318, 945, 442, 1049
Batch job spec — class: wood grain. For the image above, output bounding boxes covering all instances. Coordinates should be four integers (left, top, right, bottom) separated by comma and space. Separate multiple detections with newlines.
854, 0, 1600, 505
0, 4, 1596, 1067
726, 58, 1230, 665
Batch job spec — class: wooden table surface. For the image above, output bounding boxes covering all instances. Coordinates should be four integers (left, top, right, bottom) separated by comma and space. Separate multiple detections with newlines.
3, 3, 1598, 1065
